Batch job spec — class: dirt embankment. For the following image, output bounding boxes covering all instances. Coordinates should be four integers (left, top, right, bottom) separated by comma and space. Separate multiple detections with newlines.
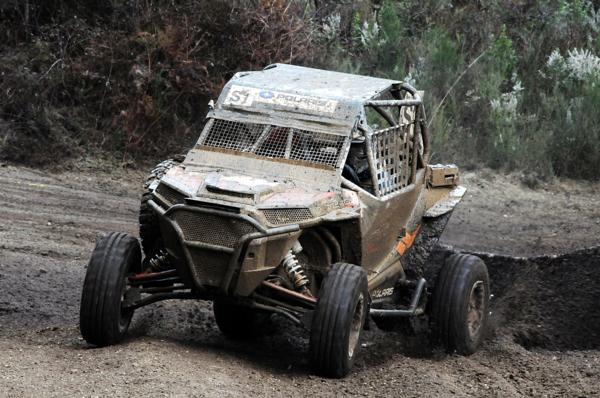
441, 169, 600, 257
430, 246, 600, 351
0, 164, 599, 397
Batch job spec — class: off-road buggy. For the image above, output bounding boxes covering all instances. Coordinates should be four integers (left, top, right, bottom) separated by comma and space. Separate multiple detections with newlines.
80, 64, 489, 377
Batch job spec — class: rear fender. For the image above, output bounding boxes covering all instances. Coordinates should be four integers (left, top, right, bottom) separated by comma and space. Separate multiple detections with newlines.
424, 164, 466, 218
424, 185, 466, 218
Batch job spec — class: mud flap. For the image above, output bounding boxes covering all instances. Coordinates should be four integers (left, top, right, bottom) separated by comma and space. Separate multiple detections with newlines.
402, 211, 454, 282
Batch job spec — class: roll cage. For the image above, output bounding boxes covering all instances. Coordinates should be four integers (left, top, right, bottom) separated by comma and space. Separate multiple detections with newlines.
193, 74, 429, 200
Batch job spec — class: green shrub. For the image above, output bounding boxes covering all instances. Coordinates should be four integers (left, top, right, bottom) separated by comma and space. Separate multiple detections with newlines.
3, 0, 600, 180
540, 48, 600, 178
315, 0, 600, 180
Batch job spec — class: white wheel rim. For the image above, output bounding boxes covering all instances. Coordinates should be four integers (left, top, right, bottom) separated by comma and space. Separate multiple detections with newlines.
348, 293, 365, 359
467, 280, 486, 337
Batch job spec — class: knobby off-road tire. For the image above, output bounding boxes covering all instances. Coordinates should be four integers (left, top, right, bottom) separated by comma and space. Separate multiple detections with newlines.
139, 159, 180, 257
430, 253, 490, 355
309, 263, 369, 378
80, 232, 142, 346
213, 299, 266, 340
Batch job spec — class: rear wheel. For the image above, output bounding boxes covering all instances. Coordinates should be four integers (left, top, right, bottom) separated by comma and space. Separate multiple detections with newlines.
309, 263, 369, 378
213, 299, 266, 339
80, 232, 142, 346
430, 253, 490, 354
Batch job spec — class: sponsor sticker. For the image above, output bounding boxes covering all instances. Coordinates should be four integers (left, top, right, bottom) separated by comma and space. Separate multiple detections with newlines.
372, 287, 394, 299
224, 85, 338, 113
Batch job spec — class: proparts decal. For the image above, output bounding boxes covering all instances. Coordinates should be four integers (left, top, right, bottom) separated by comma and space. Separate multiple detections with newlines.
223, 85, 338, 113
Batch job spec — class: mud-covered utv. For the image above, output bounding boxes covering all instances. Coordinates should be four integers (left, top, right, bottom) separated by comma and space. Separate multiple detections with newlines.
80, 64, 489, 378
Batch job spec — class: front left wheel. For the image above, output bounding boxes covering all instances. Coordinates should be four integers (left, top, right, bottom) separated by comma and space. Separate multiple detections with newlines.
80, 232, 142, 346
309, 262, 369, 378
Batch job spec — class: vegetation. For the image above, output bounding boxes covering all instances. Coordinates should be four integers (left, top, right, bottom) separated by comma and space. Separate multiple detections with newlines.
315, 0, 600, 180
0, 0, 313, 165
1, 0, 599, 179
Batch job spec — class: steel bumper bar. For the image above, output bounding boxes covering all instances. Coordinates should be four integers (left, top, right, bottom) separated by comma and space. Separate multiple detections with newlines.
148, 200, 300, 294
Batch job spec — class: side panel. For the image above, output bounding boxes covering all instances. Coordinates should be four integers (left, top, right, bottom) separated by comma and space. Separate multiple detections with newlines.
358, 169, 426, 272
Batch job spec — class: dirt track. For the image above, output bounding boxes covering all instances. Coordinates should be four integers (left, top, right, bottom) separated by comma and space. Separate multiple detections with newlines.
1, 164, 599, 397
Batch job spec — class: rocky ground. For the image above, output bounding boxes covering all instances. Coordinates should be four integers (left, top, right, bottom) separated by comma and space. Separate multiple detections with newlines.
0, 164, 599, 397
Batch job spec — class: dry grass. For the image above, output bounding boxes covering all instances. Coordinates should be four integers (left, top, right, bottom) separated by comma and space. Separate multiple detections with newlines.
0, 0, 314, 165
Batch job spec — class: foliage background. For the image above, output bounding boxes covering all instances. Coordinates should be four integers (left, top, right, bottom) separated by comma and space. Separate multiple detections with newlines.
1, 0, 599, 179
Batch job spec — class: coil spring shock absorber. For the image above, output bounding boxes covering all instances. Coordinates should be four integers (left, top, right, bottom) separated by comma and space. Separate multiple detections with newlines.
282, 241, 312, 296
146, 249, 171, 272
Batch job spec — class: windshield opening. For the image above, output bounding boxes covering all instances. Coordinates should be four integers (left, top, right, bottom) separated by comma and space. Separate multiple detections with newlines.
197, 118, 349, 169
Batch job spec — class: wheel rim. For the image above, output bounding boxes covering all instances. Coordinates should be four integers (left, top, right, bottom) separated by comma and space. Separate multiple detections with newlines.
467, 280, 486, 338
119, 278, 132, 332
119, 266, 137, 333
348, 293, 365, 359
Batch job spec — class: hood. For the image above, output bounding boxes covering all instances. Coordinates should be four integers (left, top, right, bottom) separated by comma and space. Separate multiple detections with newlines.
159, 165, 353, 213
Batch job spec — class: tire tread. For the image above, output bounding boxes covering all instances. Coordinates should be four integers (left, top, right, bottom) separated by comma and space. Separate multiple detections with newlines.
80, 232, 141, 346
430, 253, 489, 354
309, 263, 368, 378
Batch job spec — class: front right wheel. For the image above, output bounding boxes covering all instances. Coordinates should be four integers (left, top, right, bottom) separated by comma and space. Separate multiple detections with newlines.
80, 232, 142, 346
309, 263, 369, 378
430, 253, 490, 355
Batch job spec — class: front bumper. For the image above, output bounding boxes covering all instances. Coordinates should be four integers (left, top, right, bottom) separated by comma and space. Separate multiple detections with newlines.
149, 200, 300, 296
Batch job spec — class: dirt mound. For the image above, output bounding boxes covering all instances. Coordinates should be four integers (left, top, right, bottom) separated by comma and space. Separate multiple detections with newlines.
425, 245, 600, 350
478, 247, 600, 350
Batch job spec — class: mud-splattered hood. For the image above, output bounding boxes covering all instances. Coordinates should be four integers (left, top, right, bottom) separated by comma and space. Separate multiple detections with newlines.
158, 165, 359, 225
203, 173, 285, 199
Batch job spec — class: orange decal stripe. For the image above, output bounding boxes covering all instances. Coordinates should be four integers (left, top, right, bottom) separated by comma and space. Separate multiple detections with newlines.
396, 224, 421, 256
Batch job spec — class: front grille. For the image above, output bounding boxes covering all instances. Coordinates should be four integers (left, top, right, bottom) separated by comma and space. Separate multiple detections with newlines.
262, 208, 313, 225
172, 210, 257, 248
155, 183, 186, 206
189, 248, 229, 287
